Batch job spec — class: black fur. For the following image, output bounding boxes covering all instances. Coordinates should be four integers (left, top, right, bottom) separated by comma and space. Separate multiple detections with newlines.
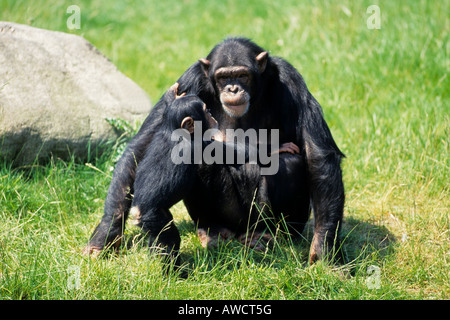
85, 37, 345, 264
131, 95, 209, 263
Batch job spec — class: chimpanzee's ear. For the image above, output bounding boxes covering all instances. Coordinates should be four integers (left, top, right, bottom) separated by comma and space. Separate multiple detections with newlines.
181, 116, 195, 134
168, 83, 179, 102
256, 51, 268, 73
199, 58, 211, 77
168, 83, 187, 102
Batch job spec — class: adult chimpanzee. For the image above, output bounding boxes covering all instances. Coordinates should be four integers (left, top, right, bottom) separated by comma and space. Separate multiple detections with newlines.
84, 37, 345, 264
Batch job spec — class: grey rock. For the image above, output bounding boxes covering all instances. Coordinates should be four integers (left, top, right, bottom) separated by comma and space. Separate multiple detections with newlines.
0, 21, 151, 166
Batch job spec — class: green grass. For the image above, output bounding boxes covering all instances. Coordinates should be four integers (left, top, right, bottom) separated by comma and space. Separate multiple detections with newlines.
0, 0, 448, 299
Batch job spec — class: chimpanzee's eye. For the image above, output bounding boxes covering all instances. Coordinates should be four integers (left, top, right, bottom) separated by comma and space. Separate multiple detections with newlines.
238, 74, 249, 83
216, 76, 227, 86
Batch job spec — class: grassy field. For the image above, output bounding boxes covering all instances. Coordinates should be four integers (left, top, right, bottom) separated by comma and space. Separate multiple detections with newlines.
0, 0, 448, 300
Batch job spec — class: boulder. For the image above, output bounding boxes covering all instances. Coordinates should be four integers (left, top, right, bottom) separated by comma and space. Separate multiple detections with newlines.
0, 21, 151, 166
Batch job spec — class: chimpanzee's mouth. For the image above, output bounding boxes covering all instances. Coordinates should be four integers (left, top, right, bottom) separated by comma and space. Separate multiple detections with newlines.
224, 102, 246, 109
220, 92, 250, 118
222, 102, 249, 118
224, 95, 247, 106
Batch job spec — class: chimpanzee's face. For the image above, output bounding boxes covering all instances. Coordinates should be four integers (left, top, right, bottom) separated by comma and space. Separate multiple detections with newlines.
177, 97, 219, 135
199, 50, 267, 119
213, 66, 252, 118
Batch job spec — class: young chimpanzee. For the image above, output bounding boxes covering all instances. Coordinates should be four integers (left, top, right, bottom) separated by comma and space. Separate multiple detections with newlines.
129, 86, 219, 264
82, 84, 214, 259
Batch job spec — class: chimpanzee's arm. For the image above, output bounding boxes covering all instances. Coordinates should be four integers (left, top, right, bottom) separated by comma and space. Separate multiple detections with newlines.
273, 57, 345, 263
84, 92, 174, 254
302, 93, 345, 263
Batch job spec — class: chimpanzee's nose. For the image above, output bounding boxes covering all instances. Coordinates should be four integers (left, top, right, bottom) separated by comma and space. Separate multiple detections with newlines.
226, 85, 239, 94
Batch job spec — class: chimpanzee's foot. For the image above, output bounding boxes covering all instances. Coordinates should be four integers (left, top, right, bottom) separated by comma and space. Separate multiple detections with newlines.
82, 236, 122, 258
129, 206, 142, 226
309, 232, 344, 264
82, 245, 103, 258
237, 232, 273, 251
197, 227, 235, 248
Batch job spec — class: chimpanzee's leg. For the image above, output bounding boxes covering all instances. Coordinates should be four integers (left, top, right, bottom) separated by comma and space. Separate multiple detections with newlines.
139, 207, 181, 265
196, 226, 235, 248
266, 153, 311, 236
236, 154, 310, 250
230, 163, 277, 249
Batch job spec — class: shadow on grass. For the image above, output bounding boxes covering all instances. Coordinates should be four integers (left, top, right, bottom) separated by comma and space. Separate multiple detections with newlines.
341, 217, 397, 263
177, 215, 397, 276
113, 215, 397, 277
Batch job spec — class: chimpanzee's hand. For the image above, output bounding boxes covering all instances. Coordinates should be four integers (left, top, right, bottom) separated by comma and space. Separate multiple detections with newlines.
271, 142, 300, 155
